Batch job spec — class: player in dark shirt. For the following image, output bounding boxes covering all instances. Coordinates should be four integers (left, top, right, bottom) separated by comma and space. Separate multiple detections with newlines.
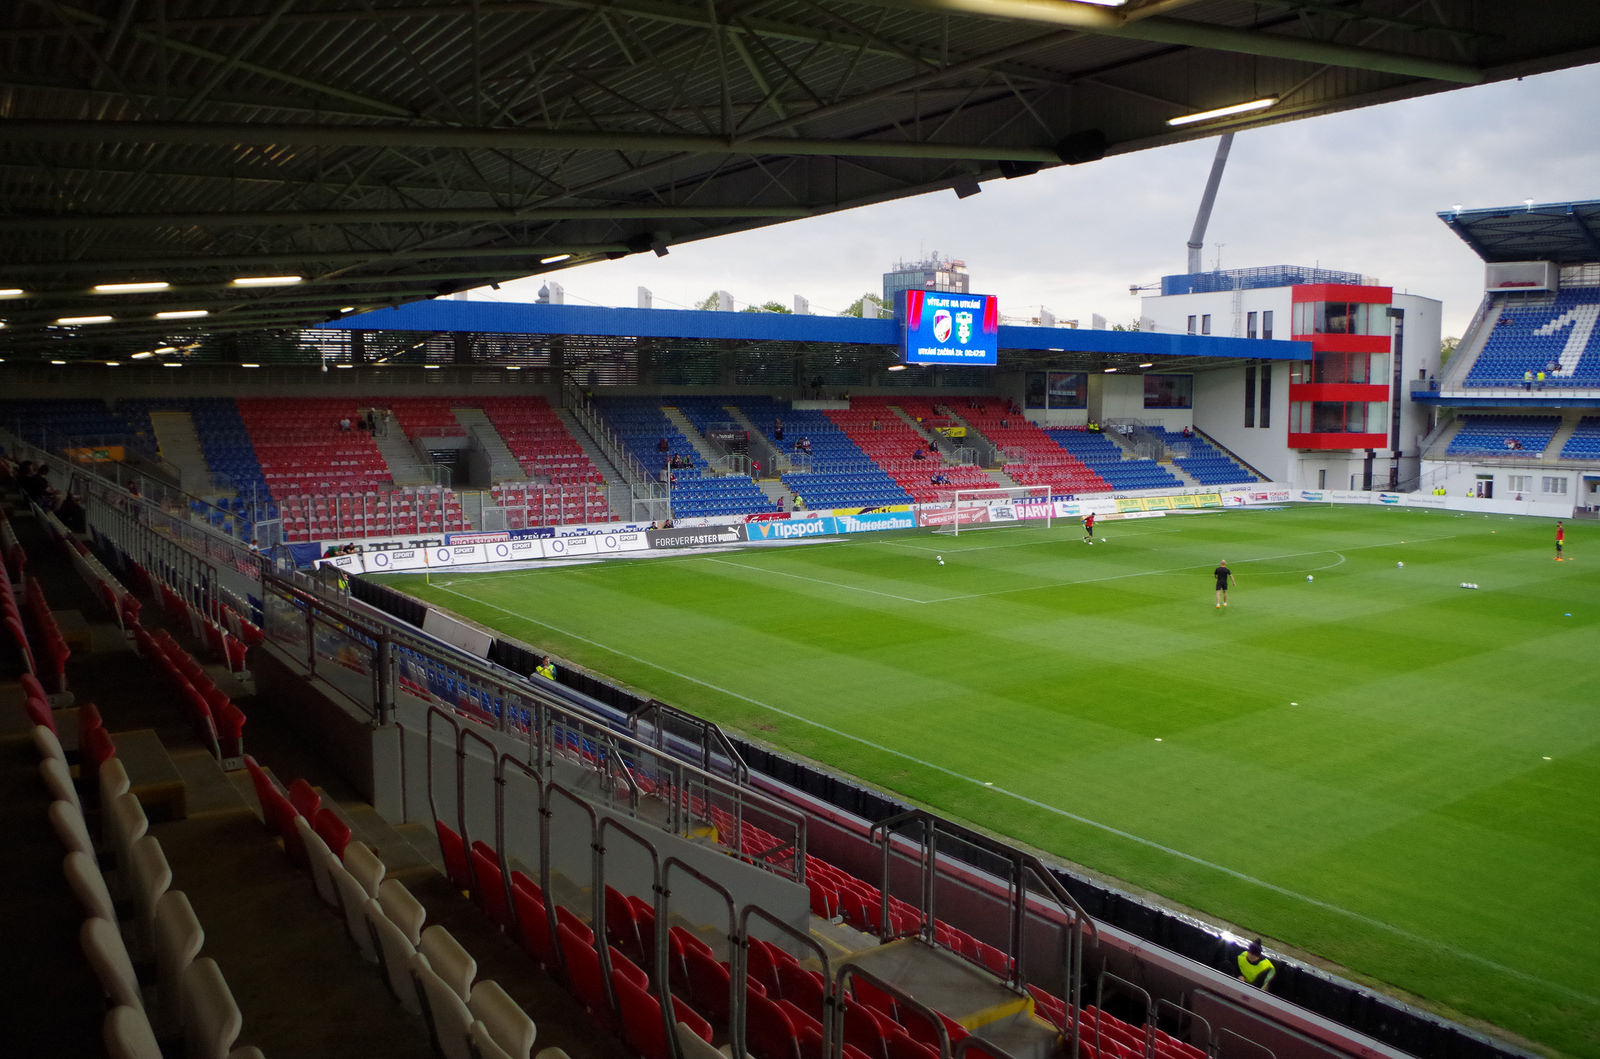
1214, 560, 1235, 608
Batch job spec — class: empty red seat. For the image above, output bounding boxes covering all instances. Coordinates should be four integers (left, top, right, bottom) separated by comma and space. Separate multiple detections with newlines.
313, 806, 351, 859
287, 777, 320, 820
435, 819, 471, 891
470, 840, 513, 929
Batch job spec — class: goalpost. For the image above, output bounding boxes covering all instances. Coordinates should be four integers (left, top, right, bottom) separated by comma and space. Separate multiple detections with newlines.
929, 484, 1056, 536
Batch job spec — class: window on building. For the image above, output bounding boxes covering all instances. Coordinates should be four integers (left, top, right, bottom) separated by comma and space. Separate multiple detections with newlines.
1258, 363, 1272, 429
1144, 374, 1192, 408
1262, 310, 1273, 340
1243, 365, 1256, 428
1543, 476, 1568, 495
1508, 475, 1532, 492
1047, 371, 1087, 409
1247, 311, 1258, 339
1201, 314, 1212, 335
1187, 315, 1197, 335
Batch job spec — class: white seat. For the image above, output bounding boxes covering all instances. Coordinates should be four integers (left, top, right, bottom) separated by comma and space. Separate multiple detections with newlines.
415, 953, 475, 1059
39, 755, 80, 812
32, 723, 65, 761
50, 798, 96, 858
368, 899, 423, 1015
343, 839, 384, 899
128, 835, 173, 944
296, 815, 339, 909
677, 1022, 730, 1059
65, 849, 118, 923
469, 979, 536, 1059
108, 790, 149, 882
154, 890, 205, 1033
100, 756, 132, 841
418, 924, 476, 1001
378, 877, 425, 946
330, 858, 380, 964
471, 1021, 516, 1059
180, 957, 242, 1059
104, 1004, 163, 1059
82, 915, 143, 1010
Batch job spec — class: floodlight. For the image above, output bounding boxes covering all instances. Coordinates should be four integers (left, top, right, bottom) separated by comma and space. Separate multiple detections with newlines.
1167, 98, 1276, 127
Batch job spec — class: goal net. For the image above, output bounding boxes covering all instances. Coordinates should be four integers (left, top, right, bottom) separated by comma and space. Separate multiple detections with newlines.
926, 484, 1056, 536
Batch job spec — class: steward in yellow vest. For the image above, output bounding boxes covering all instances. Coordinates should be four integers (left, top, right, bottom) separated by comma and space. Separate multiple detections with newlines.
1237, 939, 1275, 990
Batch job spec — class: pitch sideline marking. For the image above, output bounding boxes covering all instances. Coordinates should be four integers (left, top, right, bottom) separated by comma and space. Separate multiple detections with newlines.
430, 583, 1596, 1008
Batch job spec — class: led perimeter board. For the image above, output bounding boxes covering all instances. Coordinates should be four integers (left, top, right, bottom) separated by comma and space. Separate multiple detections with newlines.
899, 290, 1000, 366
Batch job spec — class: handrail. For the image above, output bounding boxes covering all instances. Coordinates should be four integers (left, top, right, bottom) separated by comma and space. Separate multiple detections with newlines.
740, 904, 835, 1059
869, 807, 1097, 939
627, 698, 749, 787
1156, 999, 1213, 1059
662, 856, 739, 1059
1098, 971, 1156, 1059
835, 962, 948, 1059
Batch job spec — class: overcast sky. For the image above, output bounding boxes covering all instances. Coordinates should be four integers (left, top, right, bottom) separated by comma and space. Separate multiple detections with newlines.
473, 61, 1600, 340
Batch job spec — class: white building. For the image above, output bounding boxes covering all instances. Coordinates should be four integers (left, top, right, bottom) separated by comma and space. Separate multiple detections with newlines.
1139, 265, 1441, 491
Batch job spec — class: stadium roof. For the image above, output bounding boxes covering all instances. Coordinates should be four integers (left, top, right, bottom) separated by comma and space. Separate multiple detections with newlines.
1437, 199, 1600, 264
4, 1, 1600, 361
317, 298, 1309, 377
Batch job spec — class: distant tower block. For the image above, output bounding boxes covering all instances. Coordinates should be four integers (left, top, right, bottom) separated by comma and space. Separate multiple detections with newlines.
794, 295, 810, 315
1039, 307, 1056, 327
862, 298, 882, 320
1092, 313, 1107, 330
716, 290, 735, 311
638, 286, 653, 309
542, 281, 565, 305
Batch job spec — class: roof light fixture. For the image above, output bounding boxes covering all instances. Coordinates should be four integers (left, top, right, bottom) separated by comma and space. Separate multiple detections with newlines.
1167, 97, 1276, 127
1139, 362, 1155, 368
156, 309, 209, 319
93, 281, 170, 294
0, 288, 24, 298
50, 359, 67, 364
231, 275, 302, 287
241, 363, 261, 368
162, 362, 183, 367
130, 351, 154, 359
154, 346, 178, 355
57, 315, 114, 325
887, 364, 907, 372
540, 254, 572, 265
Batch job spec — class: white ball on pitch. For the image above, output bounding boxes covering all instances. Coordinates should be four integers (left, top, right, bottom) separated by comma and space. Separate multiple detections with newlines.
1100, 537, 1107, 542
1397, 561, 1405, 568
1306, 574, 1314, 582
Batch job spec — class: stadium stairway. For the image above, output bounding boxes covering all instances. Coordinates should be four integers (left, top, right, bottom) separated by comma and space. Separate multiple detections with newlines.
662, 406, 724, 467
553, 406, 627, 487
148, 410, 215, 497
1, 483, 635, 1059
371, 416, 437, 486
455, 407, 527, 481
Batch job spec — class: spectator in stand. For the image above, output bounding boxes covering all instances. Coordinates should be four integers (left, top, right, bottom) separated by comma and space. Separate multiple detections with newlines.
339, 415, 352, 431
535, 656, 557, 680
797, 436, 812, 454
657, 437, 670, 453
912, 446, 926, 461
773, 417, 784, 442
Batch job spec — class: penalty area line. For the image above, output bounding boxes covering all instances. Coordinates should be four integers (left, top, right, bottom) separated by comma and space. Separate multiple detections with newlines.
425, 583, 1592, 1008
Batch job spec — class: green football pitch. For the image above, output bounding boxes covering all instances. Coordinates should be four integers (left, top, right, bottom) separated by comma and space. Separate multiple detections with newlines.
378, 504, 1598, 1059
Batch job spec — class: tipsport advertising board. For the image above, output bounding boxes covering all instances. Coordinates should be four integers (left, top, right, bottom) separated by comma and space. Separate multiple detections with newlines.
899, 290, 999, 366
